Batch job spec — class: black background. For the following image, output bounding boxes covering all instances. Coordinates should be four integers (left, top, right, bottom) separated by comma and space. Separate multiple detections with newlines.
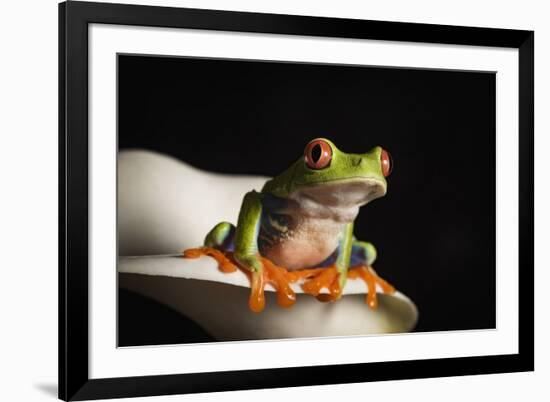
118, 54, 495, 345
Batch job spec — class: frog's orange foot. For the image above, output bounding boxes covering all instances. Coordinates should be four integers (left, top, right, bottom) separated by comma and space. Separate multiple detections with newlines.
249, 257, 298, 312
348, 265, 395, 309
182, 247, 238, 273
183, 248, 297, 313
299, 265, 342, 302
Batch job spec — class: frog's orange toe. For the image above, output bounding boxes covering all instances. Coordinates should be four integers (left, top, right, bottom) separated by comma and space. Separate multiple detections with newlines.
259, 257, 298, 309
183, 248, 203, 258
300, 265, 342, 302
316, 279, 342, 302
249, 270, 266, 313
182, 246, 238, 273
348, 265, 395, 309
245, 257, 299, 312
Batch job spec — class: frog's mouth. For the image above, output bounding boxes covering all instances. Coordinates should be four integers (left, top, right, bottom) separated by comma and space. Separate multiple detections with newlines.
288, 177, 386, 220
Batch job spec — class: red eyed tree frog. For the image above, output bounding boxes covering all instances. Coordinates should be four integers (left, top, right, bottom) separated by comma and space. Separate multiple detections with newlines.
184, 138, 395, 312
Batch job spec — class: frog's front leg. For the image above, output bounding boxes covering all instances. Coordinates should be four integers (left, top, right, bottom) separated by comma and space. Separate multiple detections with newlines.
301, 222, 354, 302
184, 192, 296, 312
233, 191, 296, 312
183, 222, 240, 273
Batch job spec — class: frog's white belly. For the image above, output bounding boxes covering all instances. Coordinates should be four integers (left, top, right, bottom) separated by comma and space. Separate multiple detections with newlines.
262, 217, 343, 270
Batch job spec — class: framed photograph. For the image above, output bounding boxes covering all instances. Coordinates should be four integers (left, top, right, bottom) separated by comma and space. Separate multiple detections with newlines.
59, 1, 534, 400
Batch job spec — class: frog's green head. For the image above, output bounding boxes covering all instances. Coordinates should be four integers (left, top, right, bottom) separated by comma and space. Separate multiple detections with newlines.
263, 138, 392, 215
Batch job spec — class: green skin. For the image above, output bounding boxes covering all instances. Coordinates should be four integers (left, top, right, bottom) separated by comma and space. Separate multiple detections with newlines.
204, 138, 388, 293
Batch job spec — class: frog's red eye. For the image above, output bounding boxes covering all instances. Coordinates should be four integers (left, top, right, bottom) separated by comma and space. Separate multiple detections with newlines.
304, 139, 332, 170
380, 149, 393, 177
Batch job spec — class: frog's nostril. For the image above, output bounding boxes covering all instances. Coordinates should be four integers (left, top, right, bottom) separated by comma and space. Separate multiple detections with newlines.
353, 157, 362, 167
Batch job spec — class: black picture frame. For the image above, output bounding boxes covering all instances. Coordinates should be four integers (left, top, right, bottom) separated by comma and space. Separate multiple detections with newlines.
59, 1, 534, 400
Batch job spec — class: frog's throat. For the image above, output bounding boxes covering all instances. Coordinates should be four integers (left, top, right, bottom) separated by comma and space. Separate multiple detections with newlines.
287, 177, 386, 221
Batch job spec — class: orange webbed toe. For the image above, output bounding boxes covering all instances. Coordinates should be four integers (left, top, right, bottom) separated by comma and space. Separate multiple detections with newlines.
299, 265, 342, 302
348, 265, 395, 309
183, 247, 238, 273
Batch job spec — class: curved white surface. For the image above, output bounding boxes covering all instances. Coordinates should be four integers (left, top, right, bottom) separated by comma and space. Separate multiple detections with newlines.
118, 149, 269, 256
118, 255, 418, 340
